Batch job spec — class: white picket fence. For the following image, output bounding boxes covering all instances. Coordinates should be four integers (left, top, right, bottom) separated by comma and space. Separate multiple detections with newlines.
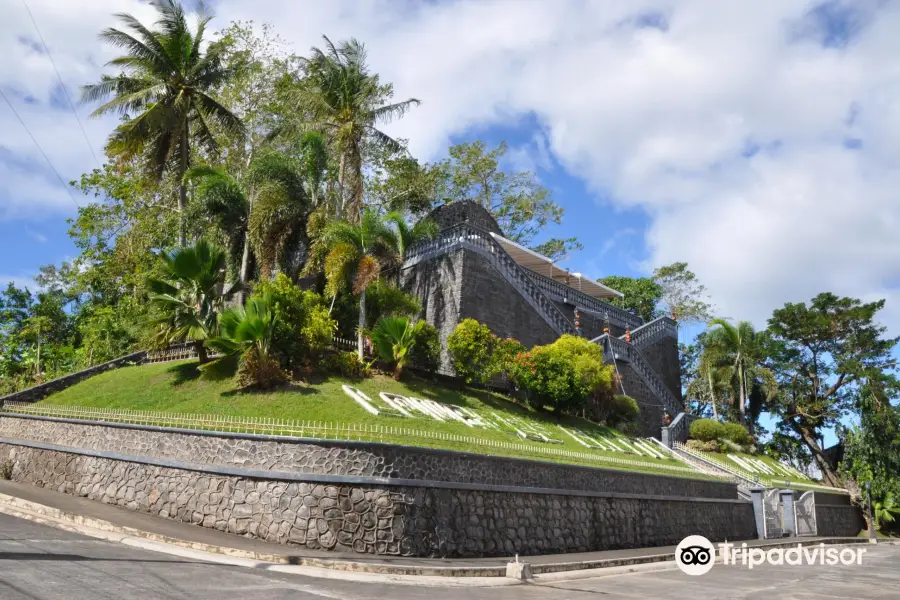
2, 401, 708, 478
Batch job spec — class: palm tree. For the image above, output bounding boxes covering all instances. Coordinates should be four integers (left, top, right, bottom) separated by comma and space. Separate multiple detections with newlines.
207, 294, 285, 389
293, 36, 419, 222
320, 210, 395, 359
371, 316, 425, 380
82, 0, 244, 247
297, 131, 328, 209
383, 212, 439, 263
146, 239, 241, 363
186, 151, 308, 283
705, 319, 773, 433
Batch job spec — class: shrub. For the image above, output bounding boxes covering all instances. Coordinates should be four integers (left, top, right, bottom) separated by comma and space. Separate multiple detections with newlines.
447, 319, 497, 384
720, 422, 753, 446
685, 439, 720, 453
326, 351, 370, 379
490, 337, 524, 379
253, 274, 336, 367
508, 347, 581, 412
608, 394, 640, 427
371, 317, 425, 380
690, 418, 725, 442
236, 347, 289, 389
409, 322, 441, 373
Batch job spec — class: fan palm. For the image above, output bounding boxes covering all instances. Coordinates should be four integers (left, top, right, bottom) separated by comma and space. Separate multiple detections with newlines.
146, 239, 240, 363
320, 210, 395, 359
293, 36, 419, 222
371, 316, 425, 380
875, 493, 900, 529
207, 294, 285, 388
82, 0, 244, 247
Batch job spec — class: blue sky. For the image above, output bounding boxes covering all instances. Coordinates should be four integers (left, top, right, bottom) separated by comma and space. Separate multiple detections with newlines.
3, 0, 900, 447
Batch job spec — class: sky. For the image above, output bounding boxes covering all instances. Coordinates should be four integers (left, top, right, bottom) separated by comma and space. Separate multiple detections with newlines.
2, 0, 899, 443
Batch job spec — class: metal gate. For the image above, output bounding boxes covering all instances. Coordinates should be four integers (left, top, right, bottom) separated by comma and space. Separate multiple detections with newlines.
794, 491, 817, 536
762, 489, 783, 538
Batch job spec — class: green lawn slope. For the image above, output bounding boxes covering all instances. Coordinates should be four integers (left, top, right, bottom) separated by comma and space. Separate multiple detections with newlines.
21, 360, 715, 480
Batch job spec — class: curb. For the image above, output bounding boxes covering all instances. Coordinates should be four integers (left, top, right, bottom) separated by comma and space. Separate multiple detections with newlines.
0, 491, 887, 582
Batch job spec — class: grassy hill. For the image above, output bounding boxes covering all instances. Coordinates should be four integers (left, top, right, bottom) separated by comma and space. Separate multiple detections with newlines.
16, 359, 713, 480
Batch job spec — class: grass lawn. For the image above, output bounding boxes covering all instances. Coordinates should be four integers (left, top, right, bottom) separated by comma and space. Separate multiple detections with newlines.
25, 359, 713, 479
687, 445, 837, 489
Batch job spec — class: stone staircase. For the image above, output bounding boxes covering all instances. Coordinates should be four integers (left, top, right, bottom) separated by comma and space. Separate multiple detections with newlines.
672, 441, 756, 500
403, 223, 682, 420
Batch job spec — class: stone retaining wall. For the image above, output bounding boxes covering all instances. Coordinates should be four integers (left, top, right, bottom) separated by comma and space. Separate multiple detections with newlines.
0, 440, 758, 558
0, 415, 738, 499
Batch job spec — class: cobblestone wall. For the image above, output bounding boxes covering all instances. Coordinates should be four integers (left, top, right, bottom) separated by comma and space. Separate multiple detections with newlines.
0, 441, 757, 558
0, 415, 737, 499
638, 336, 682, 402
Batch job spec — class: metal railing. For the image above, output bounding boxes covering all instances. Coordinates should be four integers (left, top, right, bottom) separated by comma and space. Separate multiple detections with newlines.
594, 333, 683, 416
525, 270, 644, 331
626, 316, 678, 348
403, 224, 576, 336
1, 401, 710, 479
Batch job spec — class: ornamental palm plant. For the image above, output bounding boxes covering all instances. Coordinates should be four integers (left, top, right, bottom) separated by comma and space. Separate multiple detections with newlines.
207, 294, 285, 389
382, 212, 439, 264
320, 210, 395, 359
371, 316, 425, 380
146, 240, 240, 363
82, 0, 244, 247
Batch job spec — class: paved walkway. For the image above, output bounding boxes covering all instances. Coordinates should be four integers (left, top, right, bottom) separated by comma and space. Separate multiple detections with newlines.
1, 512, 898, 600
0, 480, 864, 576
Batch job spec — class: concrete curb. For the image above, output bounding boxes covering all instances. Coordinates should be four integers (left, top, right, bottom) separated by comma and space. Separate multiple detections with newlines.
0, 490, 889, 585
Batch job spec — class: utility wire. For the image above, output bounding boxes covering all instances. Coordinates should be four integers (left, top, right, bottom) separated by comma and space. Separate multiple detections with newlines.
0, 87, 80, 208
21, 0, 102, 169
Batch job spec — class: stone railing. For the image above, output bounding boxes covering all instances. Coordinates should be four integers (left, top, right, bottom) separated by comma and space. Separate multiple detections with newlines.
525, 271, 644, 331
594, 333, 683, 417
672, 441, 757, 500
404, 224, 576, 336
626, 316, 678, 348
145, 342, 223, 364
661, 411, 696, 447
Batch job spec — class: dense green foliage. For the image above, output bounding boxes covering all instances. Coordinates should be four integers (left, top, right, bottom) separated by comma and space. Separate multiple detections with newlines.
409, 323, 441, 373
608, 395, 640, 430
447, 319, 497, 384
371, 316, 425, 380
690, 418, 724, 442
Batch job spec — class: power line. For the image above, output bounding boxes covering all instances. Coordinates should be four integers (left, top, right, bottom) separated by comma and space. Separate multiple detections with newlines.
0, 87, 80, 208
21, 0, 102, 169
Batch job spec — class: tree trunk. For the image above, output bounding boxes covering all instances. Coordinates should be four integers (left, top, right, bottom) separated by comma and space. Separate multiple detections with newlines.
738, 362, 747, 427
178, 127, 189, 248
195, 340, 209, 365
239, 150, 256, 287
796, 425, 841, 487
337, 152, 346, 219
707, 369, 719, 421
357, 287, 366, 361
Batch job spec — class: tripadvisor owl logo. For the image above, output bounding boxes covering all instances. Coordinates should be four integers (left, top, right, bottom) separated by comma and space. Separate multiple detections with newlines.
675, 535, 716, 576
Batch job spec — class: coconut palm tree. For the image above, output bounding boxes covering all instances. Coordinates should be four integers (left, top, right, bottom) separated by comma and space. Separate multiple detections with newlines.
320, 210, 395, 359
293, 36, 419, 222
705, 319, 774, 433
146, 239, 240, 363
82, 0, 244, 247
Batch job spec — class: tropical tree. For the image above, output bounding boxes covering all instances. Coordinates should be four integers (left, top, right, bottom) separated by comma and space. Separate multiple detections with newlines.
319, 210, 395, 359
293, 36, 419, 221
146, 240, 240, 363
705, 319, 773, 433
371, 316, 425, 380
382, 212, 439, 263
207, 294, 285, 389
82, 0, 244, 247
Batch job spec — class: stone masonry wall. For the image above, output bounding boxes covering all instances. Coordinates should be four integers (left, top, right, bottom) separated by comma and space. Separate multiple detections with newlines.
0, 415, 738, 499
616, 361, 666, 439
638, 336, 682, 402
0, 441, 758, 558
457, 250, 558, 349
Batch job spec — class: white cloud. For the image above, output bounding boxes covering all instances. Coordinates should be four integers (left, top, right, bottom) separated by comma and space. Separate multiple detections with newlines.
4, 0, 900, 334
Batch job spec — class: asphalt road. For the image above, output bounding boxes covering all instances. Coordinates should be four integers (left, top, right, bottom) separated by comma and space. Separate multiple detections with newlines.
1, 512, 897, 599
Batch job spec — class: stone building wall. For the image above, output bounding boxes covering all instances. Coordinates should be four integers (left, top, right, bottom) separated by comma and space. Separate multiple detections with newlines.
615, 361, 667, 438
0, 439, 758, 558
0, 415, 737, 499
638, 336, 682, 401
814, 504, 865, 537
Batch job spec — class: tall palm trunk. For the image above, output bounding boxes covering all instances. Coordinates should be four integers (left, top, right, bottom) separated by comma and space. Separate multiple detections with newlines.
706, 367, 719, 421
357, 287, 366, 361
337, 153, 346, 219
238, 150, 256, 286
738, 362, 747, 427
178, 127, 189, 248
